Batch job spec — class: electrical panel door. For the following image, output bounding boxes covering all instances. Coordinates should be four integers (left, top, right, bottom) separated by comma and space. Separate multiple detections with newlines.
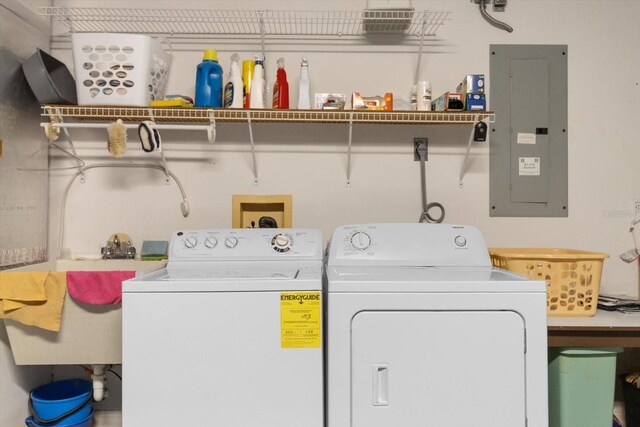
490, 45, 568, 217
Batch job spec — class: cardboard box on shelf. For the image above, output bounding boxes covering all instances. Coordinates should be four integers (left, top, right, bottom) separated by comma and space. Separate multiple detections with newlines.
457, 74, 485, 94
352, 92, 393, 111
465, 93, 486, 111
432, 92, 465, 111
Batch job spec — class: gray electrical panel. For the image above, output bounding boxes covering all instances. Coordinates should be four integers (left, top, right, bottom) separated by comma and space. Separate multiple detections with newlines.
489, 45, 568, 217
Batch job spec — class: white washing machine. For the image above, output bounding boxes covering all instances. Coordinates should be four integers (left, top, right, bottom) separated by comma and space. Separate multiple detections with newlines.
122, 228, 324, 427
326, 223, 548, 427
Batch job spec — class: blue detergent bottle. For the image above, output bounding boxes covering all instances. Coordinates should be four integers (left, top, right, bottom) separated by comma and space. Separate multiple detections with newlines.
195, 49, 223, 107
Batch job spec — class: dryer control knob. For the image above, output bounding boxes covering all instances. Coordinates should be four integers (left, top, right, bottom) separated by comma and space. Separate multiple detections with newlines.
224, 237, 239, 249
454, 235, 467, 247
204, 237, 218, 249
184, 236, 198, 248
272, 234, 292, 252
350, 231, 371, 251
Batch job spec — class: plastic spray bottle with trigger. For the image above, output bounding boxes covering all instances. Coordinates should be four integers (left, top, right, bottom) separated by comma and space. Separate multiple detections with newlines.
194, 49, 223, 107
224, 53, 243, 108
297, 56, 310, 109
249, 56, 266, 109
272, 57, 289, 109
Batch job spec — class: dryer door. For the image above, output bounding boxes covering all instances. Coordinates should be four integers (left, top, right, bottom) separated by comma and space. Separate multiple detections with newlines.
351, 311, 526, 427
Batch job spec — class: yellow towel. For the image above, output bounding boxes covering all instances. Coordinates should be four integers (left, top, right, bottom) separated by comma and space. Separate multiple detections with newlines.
0, 271, 48, 310
0, 271, 67, 332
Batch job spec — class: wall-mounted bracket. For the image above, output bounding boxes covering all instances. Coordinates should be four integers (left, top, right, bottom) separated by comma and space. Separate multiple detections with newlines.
159, 150, 170, 185
246, 111, 259, 185
346, 113, 354, 187
414, 18, 428, 85
208, 110, 216, 143
459, 115, 483, 188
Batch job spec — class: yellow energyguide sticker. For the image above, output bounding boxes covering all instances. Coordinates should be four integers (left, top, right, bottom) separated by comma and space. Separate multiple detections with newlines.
280, 291, 321, 348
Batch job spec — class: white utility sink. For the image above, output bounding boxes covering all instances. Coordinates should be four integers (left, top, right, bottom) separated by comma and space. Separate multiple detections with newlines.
3, 259, 165, 365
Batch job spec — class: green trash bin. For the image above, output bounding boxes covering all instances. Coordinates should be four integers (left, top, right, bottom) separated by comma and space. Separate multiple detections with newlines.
548, 347, 623, 427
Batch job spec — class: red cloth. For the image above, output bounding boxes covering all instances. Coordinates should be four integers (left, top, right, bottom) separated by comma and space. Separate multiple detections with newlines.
66, 271, 136, 305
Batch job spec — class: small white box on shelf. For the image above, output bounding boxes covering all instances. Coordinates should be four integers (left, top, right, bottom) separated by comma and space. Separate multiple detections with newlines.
71, 33, 172, 106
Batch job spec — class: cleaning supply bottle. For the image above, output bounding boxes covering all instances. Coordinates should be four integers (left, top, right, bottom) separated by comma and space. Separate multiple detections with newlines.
272, 57, 289, 109
195, 49, 223, 107
224, 53, 243, 108
249, 56, 265, 109
242, 59, 255, 109
297, 56, 310, 109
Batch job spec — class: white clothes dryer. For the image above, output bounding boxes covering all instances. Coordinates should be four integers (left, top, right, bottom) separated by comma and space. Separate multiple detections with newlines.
122, 228, 324, 427
326, 223, 548, 427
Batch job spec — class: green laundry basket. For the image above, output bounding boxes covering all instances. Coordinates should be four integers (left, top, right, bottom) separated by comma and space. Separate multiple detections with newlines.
548, 347, 623, 427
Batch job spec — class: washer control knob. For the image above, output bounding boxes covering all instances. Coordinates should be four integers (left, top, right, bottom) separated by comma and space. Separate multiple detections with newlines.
204, 237, 218, 249
184, 236, 198, 248
272, 234, 292, 252
454, 235, 467, 247
351, 232, 372, 251
224, 237, 239, 249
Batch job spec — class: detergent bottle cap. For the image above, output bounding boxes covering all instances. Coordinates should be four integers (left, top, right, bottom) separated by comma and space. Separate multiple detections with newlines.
277, 57, 285, 69
203, 49, 218, 61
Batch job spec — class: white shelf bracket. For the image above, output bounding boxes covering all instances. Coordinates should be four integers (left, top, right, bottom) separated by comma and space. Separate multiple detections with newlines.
56, 108, 85, 182
346, 112, 354, 187
459, 114, 482, 188
208, 110, 216, 143
246, 111, 259, 185
159, 150, 170, 185
414, 18, 428, 85
147, 108, 170, 184
258, 10, 267, 83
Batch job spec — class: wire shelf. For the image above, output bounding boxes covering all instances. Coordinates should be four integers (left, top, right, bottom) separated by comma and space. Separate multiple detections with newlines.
42, 106, 494, 125
39, 8, 450, 37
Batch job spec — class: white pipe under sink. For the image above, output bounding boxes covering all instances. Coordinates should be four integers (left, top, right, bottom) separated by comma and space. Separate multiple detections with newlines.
91, 364, 108, 401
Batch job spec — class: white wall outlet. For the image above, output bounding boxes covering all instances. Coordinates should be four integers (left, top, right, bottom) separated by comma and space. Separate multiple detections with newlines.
494, 0, 508, 12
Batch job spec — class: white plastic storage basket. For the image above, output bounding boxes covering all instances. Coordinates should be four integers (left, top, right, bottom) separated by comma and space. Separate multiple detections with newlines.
71, 33, 172, 106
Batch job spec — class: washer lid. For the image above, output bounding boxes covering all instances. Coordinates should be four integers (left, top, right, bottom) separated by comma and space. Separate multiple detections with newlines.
160, 267, 299, 281
123, 262, 322, 292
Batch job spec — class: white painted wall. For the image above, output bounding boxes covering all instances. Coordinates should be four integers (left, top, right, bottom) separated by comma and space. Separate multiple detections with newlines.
1, 2, 54, 425
45, 0, 640, 301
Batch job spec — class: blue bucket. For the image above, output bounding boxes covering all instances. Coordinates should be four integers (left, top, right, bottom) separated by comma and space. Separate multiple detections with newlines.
28, 379, 93, 426
25, 409, 93, 427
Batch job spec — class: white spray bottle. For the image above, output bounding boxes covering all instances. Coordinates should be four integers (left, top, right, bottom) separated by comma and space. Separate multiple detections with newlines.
224, 53, 243, 108
249, 56, 266, 109
297, 56, 310, 109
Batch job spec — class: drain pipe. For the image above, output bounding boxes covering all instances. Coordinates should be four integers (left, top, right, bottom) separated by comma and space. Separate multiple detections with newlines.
91, 364, 108, 401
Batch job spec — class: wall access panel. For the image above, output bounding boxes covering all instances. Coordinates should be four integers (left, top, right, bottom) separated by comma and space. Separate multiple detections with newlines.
490, 45, 568, 217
